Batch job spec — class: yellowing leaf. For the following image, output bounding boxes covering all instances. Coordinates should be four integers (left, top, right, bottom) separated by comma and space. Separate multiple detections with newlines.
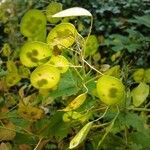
62, 93, 87, 111
131, 82, 149, 107
0, 121, 16, 141
18, 103, 44, 121
69, 121, 93, 149
52, 7, 92, 18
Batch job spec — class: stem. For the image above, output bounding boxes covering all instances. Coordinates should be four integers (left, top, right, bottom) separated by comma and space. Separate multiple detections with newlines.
93, 106, 109, 122
34, 137, 43, 150
82, 58, 103, 75
96, 105, 120, 150
92, 122, 110, 129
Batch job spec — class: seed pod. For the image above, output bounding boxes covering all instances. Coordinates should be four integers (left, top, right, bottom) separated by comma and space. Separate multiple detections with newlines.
144, 68, 150, 83
47, 23, 77, 50
131, 82, 149, 107
20, 9, 46, 37
133, 68, 144, 83
96, 75, 125, 105
48, 55, 69, 73
69, 121, 93, 149
62, 93, 87, 111
20, 41, 52, 67
30, 65, 60, 89
46, 2, 62, 23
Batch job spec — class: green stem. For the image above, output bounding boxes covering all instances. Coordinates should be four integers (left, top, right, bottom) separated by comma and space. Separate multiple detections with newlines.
96, 105, 120, 150
92, 122, 110, 129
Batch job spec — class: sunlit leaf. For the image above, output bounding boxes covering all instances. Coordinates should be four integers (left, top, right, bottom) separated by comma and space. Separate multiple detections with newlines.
0, 121, 16, 141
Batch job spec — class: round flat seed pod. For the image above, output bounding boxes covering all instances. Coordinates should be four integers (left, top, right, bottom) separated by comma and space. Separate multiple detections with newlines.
144, 68, 150, 83
46, 2, 62, 23
47, 23, 76, 50
30, 65, 60, 89
85, 35, 99, 56
20, 9, 46, 37
133, 68, 145, 83
28, 28, 47, 42
20, 41, 52, 67
96, 75, 125, 105
48, 55, 69, 73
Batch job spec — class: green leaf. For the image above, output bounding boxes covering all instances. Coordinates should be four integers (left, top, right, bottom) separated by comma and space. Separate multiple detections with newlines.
129, 130, 150, 149
129, 15, 150, 28
113, 112, 144, 132
14, 133, 37, 145
49, 69, 80, 98
33, 112, 70, 140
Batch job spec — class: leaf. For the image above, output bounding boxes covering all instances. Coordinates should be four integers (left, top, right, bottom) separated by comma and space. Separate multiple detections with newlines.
62, 93, 87, 111
131, 82, 149, 107
18, 103, 44, 121
34, 112, 70, 140
0, 121, 16, 141
69, 121, 93, 149
14, 133, 37, 145
113, 112, 144, 132
49, 70, 80, 98
129, 130, 150, 149
129, 15, 150, 28
52, 7, 92, 18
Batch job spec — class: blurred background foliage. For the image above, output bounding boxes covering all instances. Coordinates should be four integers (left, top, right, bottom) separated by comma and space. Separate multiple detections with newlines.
0, 0, 150, 149
0, 0, 150, 67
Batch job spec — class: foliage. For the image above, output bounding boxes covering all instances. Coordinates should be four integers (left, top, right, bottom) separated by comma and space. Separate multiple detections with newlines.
0, 0, 150, 150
